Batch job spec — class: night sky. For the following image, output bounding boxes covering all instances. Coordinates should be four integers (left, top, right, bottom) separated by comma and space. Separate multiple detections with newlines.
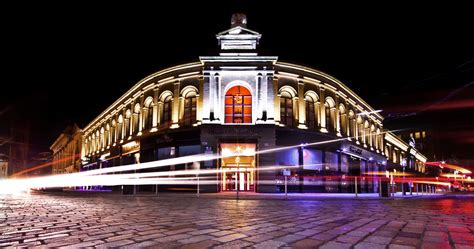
2, 2, 474, 167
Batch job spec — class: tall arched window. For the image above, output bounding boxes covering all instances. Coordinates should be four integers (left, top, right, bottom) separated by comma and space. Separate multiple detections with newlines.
144, 97, 153, 130
133, 103, 140, 134
348, 110, 355, 138
305, 92, 318, 129
111, 119, 116, 144
161, 95, 172, 126
279, 87, 296, 126
225, 85, 252, 123
325, 97, 336, 132
125, 109, 131, 137
339, 104, 347, 136
117, 115, 123, 141
183, 90, 197, 126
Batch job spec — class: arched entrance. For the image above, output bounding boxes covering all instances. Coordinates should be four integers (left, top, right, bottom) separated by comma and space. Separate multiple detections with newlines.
224, 85, 252, 124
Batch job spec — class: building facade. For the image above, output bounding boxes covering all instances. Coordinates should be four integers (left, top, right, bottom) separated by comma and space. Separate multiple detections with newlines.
50, 125, 82, 175
0, 158, 7, 179
81, 14, 427, 193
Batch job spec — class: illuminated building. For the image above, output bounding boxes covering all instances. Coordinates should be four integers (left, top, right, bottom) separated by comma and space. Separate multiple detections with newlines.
0, 157, 7, 179
80, 14, 427, 193
50, 124, 82, 175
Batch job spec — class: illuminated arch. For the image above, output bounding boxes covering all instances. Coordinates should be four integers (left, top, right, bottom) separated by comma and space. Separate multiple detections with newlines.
304, 90, 319, 129
339, 103, 347, 136
159, 90, 173, 126
224, 84, 252, 124
324, 97, 336, 132
181, 86, 198, 126
143, 96, 154, 130
279, 86, 297, 126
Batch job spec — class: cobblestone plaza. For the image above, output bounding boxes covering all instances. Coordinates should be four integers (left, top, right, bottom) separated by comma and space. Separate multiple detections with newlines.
1, 192, 473, 248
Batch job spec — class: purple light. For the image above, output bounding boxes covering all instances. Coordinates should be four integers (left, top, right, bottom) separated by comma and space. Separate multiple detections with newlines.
369, 157, 373, 161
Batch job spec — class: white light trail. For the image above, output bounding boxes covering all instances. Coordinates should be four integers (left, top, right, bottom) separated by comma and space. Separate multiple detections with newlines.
356, 110, 382, 116
1, 128, 405, 195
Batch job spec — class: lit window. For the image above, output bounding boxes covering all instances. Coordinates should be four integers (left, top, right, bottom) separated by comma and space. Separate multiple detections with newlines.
183, 92, 197, 126
161, 95, 172, 126
280, 94, 293, 126
225, 86, 252, 124
422, 131, 426, 138
415, 132, 420, 139
305, 96, 315, 129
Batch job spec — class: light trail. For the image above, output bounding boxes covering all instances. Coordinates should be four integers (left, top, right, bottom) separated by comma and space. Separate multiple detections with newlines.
0, 164, 308, 191
356, 110, 383, 116
1, 129, 413, 194
425, 161, 472, 174
11, 154, 81, 178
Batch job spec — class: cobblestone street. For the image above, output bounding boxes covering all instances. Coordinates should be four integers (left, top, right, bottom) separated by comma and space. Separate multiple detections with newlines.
1, 192, 473, 248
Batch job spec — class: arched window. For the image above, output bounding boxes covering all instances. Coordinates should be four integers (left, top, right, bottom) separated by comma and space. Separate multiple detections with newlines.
348, 110, 355, 138
117, 114, 123, 141
356, 115, 363, 142
133, 103, 140, 134
364, 120, 370, 146
182, 87, 198, 126
339, 104, 347, 136
144, 97, 154, 130
279, 86, 296, 126
325, 97, 336, 132
305, 92, 318, 129
124, 109, 132, 137
225, 85, 252, 123
111, 119, 116, 144
161, 95, 173, 126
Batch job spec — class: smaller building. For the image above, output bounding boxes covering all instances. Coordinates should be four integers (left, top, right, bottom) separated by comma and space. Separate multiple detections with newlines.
0, 157, 7, 178
50, 125, 82, 175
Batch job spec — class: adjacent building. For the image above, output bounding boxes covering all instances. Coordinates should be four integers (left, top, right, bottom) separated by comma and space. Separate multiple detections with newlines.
80, 14, 427, 193
50, 124, 82, 175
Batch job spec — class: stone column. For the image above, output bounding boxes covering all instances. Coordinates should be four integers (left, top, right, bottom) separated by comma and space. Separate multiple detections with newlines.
265, 73, 273, 122
273, 77, 280, 124
297, 80, 307, 129
138, 95, 144, 135
197, 76, 204, 124
202, 73, 211, 122
315, 101, 321, 127
319, 87, 328, 133
215, 75, 221, 121
355, 118, 360, 144
179, 95, 185, 122
121, 108, 126, 142
171, 81, 180, 128
157, 102, 163, 126
152, 87, 159, 131
335, 95, 341, 136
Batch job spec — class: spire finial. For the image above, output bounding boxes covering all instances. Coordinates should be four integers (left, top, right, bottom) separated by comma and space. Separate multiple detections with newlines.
231, 13, 247, 28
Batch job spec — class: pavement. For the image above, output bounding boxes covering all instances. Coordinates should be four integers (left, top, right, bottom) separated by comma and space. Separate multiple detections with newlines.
1, 191, 473, 248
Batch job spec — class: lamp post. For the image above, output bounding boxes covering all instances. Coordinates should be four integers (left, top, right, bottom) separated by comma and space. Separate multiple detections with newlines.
393, 169, 397, 197
235, 156, 240, 200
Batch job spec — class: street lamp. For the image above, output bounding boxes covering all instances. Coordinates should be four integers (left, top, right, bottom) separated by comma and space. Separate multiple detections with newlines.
401, 158, 407, 195
235, 156, 240, 200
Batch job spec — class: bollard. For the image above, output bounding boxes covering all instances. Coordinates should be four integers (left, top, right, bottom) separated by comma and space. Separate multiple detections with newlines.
355, 177, 358, 198
379, 178, 382, 197
197, 174, 200, 197
155, 184, 158, 195
236, 170, 239, 200
284, 175, 288, 199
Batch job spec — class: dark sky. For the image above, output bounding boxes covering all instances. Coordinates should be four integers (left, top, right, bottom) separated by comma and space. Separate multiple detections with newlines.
2, 2, 474, 166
